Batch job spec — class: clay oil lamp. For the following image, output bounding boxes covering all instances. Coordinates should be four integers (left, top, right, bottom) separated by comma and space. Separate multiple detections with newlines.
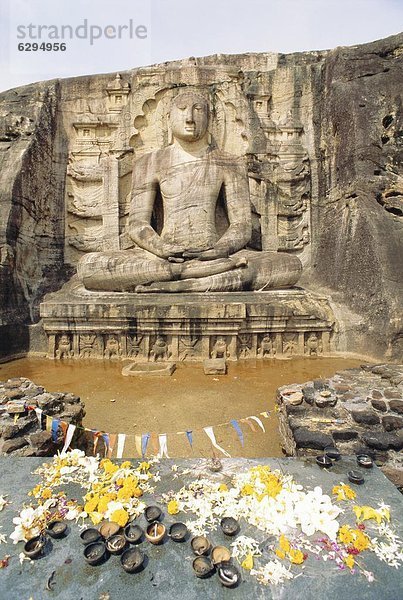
192, 556, 215, 579
121, 547, 145, 573
220, 517, 240, 537
106, 534, 128, 555
356, 454, 374, 469
191, 536, 211, 556
80, 528, 102, 545
144, 506, 162, 523
145, 521, 166, 545
99, 521, 121, 540
316, 455, 333, 468
217, 561, 241, 588
168, 522, 188, 543
83, 541, 108, 566
348, 470, 365, 485
23, 535, 47, 559
324, 446, 341, 461
46, 520, 67, 539
211, 545, 231, 566
124, 523, 144, 545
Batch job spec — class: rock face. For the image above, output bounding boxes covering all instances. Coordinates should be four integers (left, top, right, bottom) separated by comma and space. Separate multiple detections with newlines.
0, 33, 402, 360
0, 378, 85, 456
277, 364, 403, 487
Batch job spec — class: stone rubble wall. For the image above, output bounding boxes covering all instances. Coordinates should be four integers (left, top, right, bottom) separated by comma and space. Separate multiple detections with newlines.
0, 377, 85, 456
277, 364, 403, 488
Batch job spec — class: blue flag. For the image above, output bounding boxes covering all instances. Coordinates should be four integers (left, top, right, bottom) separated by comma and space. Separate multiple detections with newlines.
141, 433, 150, 458
185, 430, 193, 448
230, 419, 244, 447
51, 418, 60, 443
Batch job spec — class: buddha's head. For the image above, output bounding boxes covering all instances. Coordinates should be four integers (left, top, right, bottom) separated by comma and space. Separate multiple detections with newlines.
170, 92, 209, 142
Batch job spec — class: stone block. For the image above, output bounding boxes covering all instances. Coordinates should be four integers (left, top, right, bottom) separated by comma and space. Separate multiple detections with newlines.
389, 400, 403, 415
293, 427, 333, 450
203, 359, 226, 375
332, 429, 359, 441
362, 432, 403, 451
121, 362, 176, 377
382, 415, 403, 431
1, 437, 28, 453
384, 388, 401, 399
370, 398, 387, 412
351, 409, 380, 425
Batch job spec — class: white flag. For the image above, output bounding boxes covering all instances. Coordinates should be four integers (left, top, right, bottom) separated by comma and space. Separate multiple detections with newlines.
204, 426, 231, 457
248, 415, 266, 433
116, 434, 126, 459
61, 424, 76, 454
158, 434, 169, 458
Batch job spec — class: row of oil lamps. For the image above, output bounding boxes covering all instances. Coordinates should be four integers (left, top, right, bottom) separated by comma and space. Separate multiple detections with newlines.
315, 447, 374, 484
23, 505, 242, 587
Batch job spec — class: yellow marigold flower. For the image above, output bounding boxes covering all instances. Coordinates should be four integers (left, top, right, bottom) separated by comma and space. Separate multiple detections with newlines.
90, 512, 103, 525
132, 487, 143, 498
275, 549, 286, 560
167, 500, 179, 515
139, 462, 150, 471
279, 535, 291, 553
289, 549, 305, 565
219, 484, 228, 493
84, 496, 99, 514
241, 553, 254, 570
353, 505, 388, 524
121, 461, 131, 469
110, 509, 129, 528
98, 495, 112, 514
338, 525, 354, 545
41, 488, 52, 500
30, 485, 41, 498
265, 475, 283, 498
241, 484, 254, 497
344, 555, 355, 569
332, 484, 356, 502
117, 488, 132, 502
353, 530, 370, 552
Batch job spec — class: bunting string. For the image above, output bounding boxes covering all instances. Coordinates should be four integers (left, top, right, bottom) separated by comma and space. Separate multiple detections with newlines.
22, 402, 272, 458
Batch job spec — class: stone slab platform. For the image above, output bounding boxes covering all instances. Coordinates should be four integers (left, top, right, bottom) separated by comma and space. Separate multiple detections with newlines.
40, 280, 334, 361
0, 457, 402, 599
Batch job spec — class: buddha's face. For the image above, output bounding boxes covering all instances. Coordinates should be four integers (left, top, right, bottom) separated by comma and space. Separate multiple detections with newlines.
170, 93, 209, 142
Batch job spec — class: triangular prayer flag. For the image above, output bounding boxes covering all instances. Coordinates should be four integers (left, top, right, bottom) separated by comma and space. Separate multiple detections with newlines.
158, 434, 169, 458
51, 418, 60, 442
107, 434, 117, 459
141, 433, 150, 458
230, 419, 244, 447
248, 415, 266, 433
61, 424, 76, 454
135, 435, 142, 457
204, 426, 231, 458
185, 430, 193, 448
150, 432, 159, 456
116, 434, 126, 458
34, 408, 43, 428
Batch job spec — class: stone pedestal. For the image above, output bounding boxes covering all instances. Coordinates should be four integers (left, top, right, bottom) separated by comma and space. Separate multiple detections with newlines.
40, 278, 335, 362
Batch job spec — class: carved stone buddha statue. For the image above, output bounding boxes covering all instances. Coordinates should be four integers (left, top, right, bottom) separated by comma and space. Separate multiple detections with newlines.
77, 91, 302, 292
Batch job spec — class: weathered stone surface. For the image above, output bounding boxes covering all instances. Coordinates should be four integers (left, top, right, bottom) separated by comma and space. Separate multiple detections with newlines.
351, 409, 380, 425
332, 429, 359, 441
384, 388, 402, 399
1, 437, 28, 453
382, 415, 403, 431
0, 34, 402, 360
203, 359, 227, 375
362, 432, 403, 451
302, 386, 315, 405
293, 427, 333, 450
389, 399, 403, 414
371, 398, 388, 412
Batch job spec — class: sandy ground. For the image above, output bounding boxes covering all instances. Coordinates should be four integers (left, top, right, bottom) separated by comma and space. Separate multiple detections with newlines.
0, 357, 364, 458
